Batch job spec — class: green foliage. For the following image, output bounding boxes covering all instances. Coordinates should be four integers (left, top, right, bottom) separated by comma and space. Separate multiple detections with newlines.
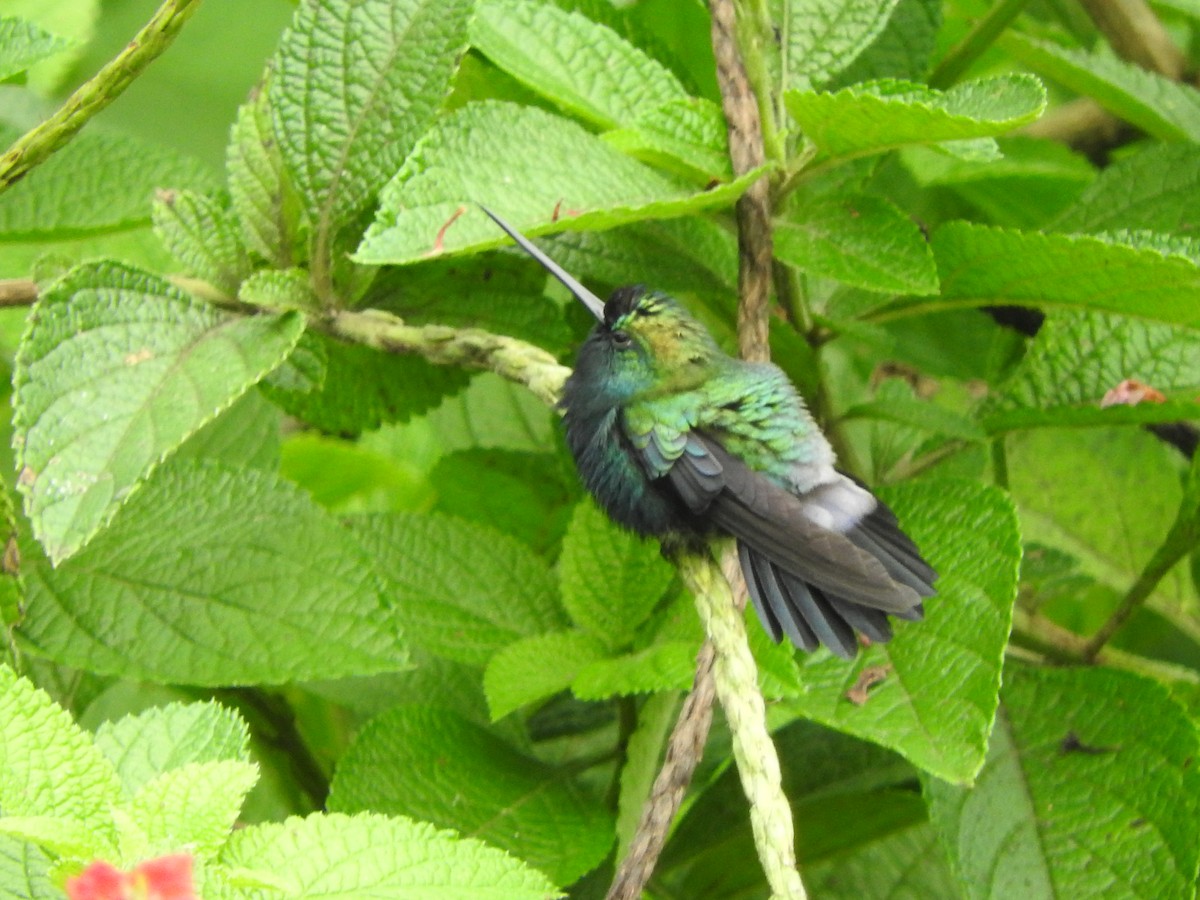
0, 665, 557, 897
779, 480, 1019, 783
0, 129, 217, 240
783, 74, 1046, 160
774, 193, 939, 294
328, 704, 613, 885
2, 0, 1200, 897
779, 0, 905, 88
269, 0, 474, 237
1006, 34, 1200, 141
12, 263, 304, 563
19, 459, 404, 684
0, 16, 71, 82
355, 101, 761, 264
926, 664, 1200, 899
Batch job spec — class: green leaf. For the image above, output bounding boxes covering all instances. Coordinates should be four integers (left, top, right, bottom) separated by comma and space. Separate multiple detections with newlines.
471, 0, 689, 129
779, 0, 904, 88
614, 691, 677, 862
430, 448, 579, 555
93, 702, 251, 798
0, 16, 70, 80
930, 222, 1200, 328
1052, 143, 1200, 234
1007, 427, 1195, 607
483, 630, 607, 720
12, 262, 304, 564
825, 0, 942, 87
1, 0, 96, 89
603, 98, 733, 182
328, 706, 613, 886
842, 396, 987, 442
558, 500, 675, 648
0, 484, 23, 635
260, 332, 468, 436
413, 371, 557, 455
214, 812, 560, 898
802, 822, 959, 898
174, 390, 282, 472
571, 642, 696, 699
226, 93, 301, 268
927, 664, 1200, 898
121, 760, 257, 861
664, 719, 925, 884
777, 480, 1020, 783
0, 665, 120, 847
355, 101, 761, 265
902, 136, 1094, 229
543, 217, 737, 298
773, 194, 938, 295
0, 835, 56, 900
281, 432, 434, 513
784, 75, 1046, 160
270, 0, 473, 225
0, 129, 217, 240
18, 460, 403, 684
237, 268, 317, 310
152, 190, 252, 294
982, 311, 1200, 433
1005, 34, 1200, 141
0, 816, 100, 860
346, 512, 565, 666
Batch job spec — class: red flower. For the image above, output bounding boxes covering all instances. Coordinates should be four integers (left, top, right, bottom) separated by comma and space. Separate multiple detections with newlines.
66, 854, 195, 900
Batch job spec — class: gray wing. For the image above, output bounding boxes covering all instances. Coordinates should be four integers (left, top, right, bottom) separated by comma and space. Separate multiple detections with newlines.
665, 432, 936, 659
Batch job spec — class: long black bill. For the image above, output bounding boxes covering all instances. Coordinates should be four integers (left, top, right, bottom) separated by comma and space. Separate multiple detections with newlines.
480, 206, 606, 321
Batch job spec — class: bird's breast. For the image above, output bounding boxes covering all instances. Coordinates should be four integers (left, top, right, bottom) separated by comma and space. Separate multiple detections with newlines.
561, 389, 700, 539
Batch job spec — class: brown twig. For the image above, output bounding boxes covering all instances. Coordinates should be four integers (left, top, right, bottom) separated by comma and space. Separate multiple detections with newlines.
606, 643, 717, 900
0, 280, 38, 307
606, 3, 776, 897
1077, 0, 1187, 79
711, 0, 773, 364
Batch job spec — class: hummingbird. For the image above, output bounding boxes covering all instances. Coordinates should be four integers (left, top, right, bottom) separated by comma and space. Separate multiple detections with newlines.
483, 209, 936, 659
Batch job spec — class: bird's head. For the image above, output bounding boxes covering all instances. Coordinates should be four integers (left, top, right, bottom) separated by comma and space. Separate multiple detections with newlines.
482, 208, 722, 399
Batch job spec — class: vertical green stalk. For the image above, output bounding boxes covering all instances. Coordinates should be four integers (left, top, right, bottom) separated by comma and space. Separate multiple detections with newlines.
736, 0, 786, 166
1082, 459, 1200, 660
928, 0, 1032, 88
991, 437, 1009, 489
678, 552, 806, 899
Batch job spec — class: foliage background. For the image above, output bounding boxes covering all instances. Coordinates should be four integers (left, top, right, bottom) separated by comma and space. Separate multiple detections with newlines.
1, 0, 1200, 897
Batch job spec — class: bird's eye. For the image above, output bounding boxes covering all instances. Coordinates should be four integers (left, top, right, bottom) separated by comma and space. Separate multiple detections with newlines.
611, 330, 632, 348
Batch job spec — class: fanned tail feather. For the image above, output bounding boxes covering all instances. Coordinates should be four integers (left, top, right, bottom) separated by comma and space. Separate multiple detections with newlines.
664, 433, 938, 658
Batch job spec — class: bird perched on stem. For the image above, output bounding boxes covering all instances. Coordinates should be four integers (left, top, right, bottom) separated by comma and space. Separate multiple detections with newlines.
483, 208, 937, 659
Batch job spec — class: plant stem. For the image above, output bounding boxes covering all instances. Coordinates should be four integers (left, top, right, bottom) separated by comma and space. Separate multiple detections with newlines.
928, 0, 1032, 89
1076, 0, 1186, 78
0, 0, 203, 194
710, 0, 773, 363
677, 552, 806, 899
326, 308, 570, 406
216, 687, 329, 811
0, 280, 38, 306
606, 646, 717, 900
1081, 524, 1200, 661
1011, 608, 1200, 686
991, 437, 1009, 489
